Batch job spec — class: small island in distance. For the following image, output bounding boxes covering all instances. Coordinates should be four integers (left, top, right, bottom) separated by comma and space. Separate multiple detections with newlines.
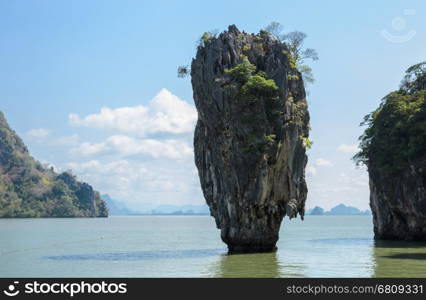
103, 194, 370, 216
102, 194, 210, 216
306, 204, 371, 216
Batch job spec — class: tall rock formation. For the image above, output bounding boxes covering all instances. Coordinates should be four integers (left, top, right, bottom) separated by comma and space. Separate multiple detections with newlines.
0, 111, 108, 218
356, 62, 426, 240
191, 25, 310, 252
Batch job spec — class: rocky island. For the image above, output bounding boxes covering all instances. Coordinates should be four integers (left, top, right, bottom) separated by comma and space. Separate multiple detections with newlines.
190, 25, 311, 252
355, 62, 426, 240
0, 111, 108, 218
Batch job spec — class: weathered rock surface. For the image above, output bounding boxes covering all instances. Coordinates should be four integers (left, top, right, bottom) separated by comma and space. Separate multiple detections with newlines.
369, 158, 426, 240
191, 25, 310, 252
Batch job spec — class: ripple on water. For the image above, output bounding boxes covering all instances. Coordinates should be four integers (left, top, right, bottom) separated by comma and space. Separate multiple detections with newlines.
44, 248, 226, 261
307, 238, 374, 246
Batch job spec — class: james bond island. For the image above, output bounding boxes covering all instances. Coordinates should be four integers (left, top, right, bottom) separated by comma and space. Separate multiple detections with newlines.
187, 25, 312, 253
355, 62, 426, 241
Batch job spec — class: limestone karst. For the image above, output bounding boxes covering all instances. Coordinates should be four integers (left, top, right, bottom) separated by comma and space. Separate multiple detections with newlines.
191, 25, 310, 252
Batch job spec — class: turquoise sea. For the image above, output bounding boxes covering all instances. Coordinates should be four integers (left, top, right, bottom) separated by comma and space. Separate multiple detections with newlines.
1, 215, 426, 277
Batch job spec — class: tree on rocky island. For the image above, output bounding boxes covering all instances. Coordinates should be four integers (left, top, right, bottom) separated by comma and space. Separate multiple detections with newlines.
265, 22, 319, 84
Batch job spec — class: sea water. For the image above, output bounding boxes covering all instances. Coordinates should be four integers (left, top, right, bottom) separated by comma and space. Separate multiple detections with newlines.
1, 215, 426, 277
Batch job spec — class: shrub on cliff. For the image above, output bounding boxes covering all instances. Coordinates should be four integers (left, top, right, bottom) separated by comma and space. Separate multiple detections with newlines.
355, 62, 426, 174
224, 56, 278, 100
224, 56, 256, 84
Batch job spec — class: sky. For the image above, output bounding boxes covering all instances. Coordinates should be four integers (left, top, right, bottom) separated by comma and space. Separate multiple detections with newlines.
1, 0, 425, 211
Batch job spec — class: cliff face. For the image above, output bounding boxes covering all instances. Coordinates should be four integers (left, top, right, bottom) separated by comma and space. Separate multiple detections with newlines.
356, 62, 426, 240
368, 158, 426, 240
191, 25, 310, 252
0, 111, 108, 218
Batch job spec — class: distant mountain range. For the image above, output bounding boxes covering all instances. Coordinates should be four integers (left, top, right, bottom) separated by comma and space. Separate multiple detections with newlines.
101, 194, 134, 215
101, 194, 210, 215
306, 204, 371, 215
102, 195, 370, 217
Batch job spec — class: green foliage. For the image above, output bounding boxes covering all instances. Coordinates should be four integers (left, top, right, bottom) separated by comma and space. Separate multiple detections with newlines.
241, 74, 278, 97
355, 63, 426, 174
301, 136, 313, 149
242, 134, 277, 153
197, 30, 218, 47
224, 56, 256, 84
242, 44, 251, 53
400, 62, 426, 93
264, 134, 277, 144
293, 101, 308, 123
224, 56, 278, 101
224, 57, 281, 154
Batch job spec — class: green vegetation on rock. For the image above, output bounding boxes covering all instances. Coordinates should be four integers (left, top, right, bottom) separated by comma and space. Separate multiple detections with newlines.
224, 56, 280, 153
198, 30, 218, 47
224, 56, 257, 84
354, 62, 426, 174
0, 111, 108, 217
224, 56, 279, 101
301, 136, 313, 149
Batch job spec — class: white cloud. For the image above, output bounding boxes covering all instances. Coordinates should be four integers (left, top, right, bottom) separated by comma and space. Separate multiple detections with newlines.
69, 89, 197, 137
67, 160, 134, 174
63, 89, 199, 207
315, 158, 333, 167
70, 135, 193, 159
337, 144, 359, 154
51, 134, 80, 146
27, 128, 50, 140
71, 141, 110, 156
306, 160, 369, 210
65, 159, 203, 208
306, 166, 317, 176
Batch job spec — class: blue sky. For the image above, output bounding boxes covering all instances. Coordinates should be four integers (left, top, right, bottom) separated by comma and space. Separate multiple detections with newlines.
1, 0, 425, 210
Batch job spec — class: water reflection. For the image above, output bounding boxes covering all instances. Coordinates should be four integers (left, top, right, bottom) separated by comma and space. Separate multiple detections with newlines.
209, 251, 305, 277
373, 240, 426, 277
211, 252, 283, 277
